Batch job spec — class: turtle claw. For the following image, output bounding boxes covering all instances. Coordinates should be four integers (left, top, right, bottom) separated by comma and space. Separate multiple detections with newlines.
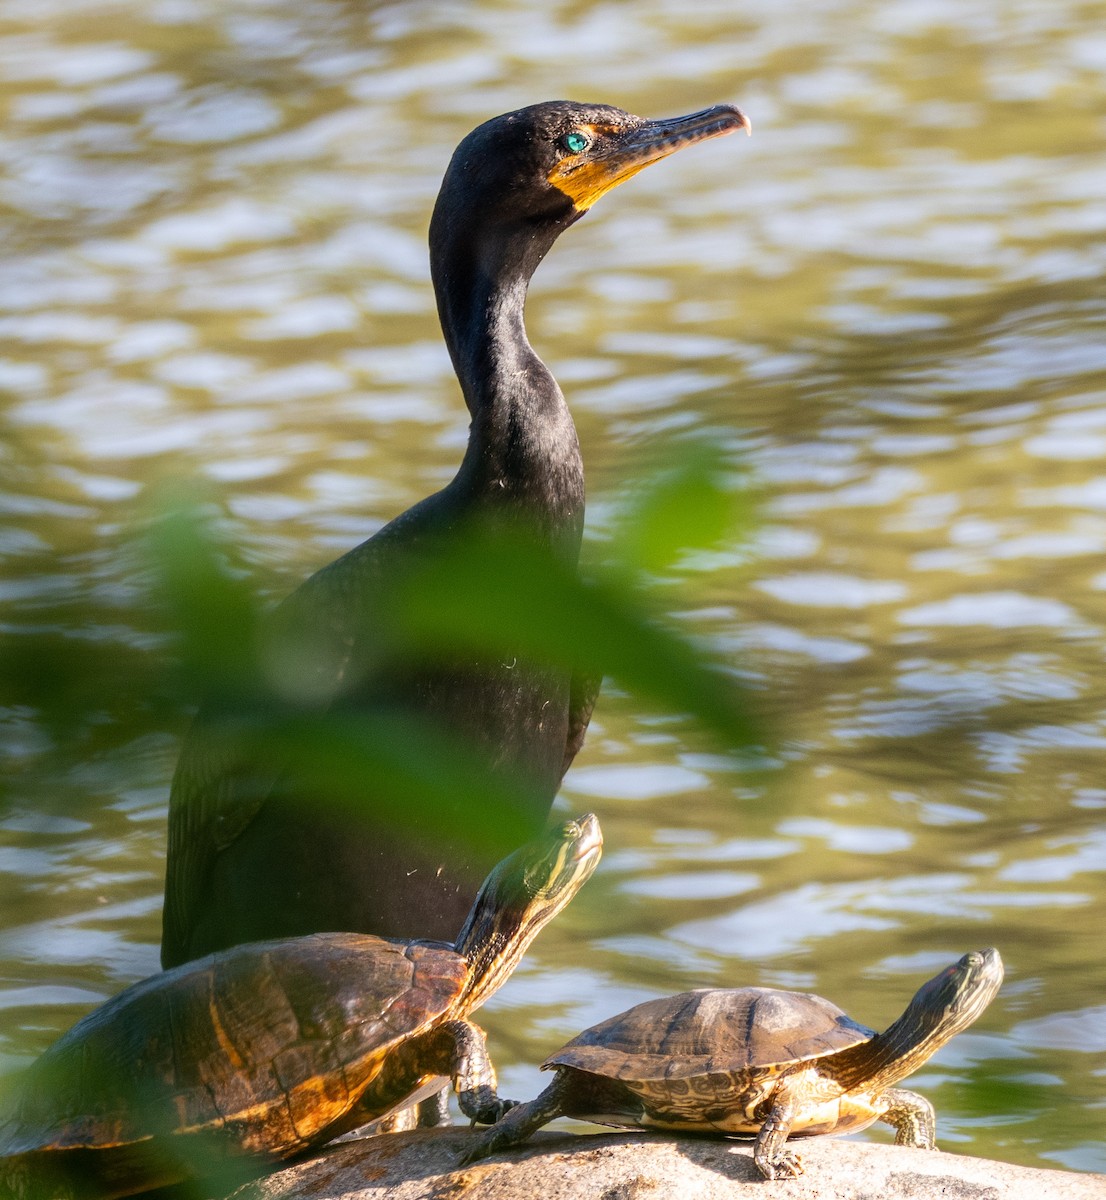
457, 1136, 492, 1166
755, 1150, 804, 1180
459, 1088, 517, 1127
468, 1100, 513, 1127
458, 1122, 517, 1166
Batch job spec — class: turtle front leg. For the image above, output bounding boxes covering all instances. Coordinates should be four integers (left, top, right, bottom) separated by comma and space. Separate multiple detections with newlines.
879, 1088, 937, 1149
753, 1099, 803, 1180
433, 1020, 516, 1126
458, 1073, 571, 1165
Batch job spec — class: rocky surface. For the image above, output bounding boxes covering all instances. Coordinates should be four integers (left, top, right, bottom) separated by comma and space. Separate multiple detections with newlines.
231, 1128, 1106, 1200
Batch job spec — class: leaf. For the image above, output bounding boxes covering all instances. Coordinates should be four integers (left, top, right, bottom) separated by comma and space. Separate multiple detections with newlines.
610, 440, 752, 576
379, 520, 754, 751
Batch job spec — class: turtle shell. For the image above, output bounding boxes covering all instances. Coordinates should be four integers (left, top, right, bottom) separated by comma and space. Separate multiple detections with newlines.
547, 988, 875, 1082
0, 933, 465, 1193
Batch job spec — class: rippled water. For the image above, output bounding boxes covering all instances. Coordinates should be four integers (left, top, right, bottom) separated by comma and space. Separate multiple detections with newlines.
2, 0, 1106, 1180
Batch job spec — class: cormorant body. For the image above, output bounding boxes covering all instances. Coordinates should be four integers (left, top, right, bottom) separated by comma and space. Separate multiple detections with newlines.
161, 100, 749, 969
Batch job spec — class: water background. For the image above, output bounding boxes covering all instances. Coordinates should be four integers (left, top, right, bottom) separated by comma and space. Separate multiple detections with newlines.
2, 0, 1105, 1176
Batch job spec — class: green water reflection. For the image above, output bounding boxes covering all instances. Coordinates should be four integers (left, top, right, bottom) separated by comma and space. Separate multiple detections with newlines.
2, 0, 1105, 1179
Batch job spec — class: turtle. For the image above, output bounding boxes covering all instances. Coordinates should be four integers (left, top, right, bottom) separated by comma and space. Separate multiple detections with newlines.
0, 813, 602, 1200
461, 947, 1003, 1179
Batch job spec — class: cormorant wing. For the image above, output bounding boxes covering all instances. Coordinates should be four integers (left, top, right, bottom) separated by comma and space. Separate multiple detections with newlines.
160, 717, 284, 967
160, 541, 376, 969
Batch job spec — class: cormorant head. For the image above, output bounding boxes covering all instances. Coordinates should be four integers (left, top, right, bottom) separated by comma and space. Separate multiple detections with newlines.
430, 100, 750, 290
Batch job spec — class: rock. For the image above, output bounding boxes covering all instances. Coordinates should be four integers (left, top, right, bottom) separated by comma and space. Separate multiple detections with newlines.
231, 1128, 1106, 1200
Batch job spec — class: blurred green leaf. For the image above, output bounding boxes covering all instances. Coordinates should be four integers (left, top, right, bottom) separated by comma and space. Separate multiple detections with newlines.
141, 460, 756, 759
145, 502, 266, 703
378, 519, 754, 751
184, 707, 541, 853
612, 441, 752, 576
3, 460, 759, 827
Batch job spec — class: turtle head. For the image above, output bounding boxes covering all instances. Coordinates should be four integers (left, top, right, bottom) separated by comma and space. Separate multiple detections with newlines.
455, 813, 602, 1012
904, 948, 1004, 1040
835, 948, 1004, 1095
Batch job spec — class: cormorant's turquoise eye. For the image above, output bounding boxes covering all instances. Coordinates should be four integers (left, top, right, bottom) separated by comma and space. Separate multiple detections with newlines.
563, 132, 589, 154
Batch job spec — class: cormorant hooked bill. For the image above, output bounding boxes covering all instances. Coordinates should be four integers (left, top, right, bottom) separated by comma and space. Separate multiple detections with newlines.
161, 100, 750, 969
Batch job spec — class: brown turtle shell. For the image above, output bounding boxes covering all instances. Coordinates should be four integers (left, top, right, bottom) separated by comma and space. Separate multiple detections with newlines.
547, 988, 875, 1082
0, 933, 464, 1177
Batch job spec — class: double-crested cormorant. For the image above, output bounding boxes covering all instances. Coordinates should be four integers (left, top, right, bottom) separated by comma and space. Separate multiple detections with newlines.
161, 100, 750, 969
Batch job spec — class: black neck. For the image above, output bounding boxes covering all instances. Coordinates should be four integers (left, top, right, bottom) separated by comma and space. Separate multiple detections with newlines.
432, 222, 542, 410
429, 204, 585, 553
